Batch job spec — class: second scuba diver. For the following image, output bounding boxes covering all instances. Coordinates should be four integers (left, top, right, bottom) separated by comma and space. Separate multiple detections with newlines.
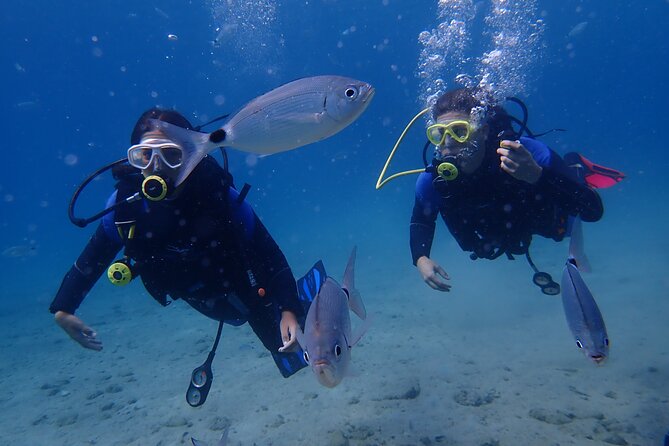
50, 108, 312, 405
377, 87, 624, 363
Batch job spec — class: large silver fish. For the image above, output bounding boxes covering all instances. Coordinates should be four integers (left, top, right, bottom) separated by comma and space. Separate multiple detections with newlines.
151, 75, 375, 185
561, 218, 609, 364
297, 247, 370, 388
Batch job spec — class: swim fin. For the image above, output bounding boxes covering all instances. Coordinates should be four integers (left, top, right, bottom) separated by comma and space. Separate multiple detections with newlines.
564, 152, 625, 189
297, 260, 327, 315
269, 260, 328, 378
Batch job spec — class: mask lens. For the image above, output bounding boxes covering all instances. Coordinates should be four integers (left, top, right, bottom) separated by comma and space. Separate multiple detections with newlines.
427, 126, 446, 145
449, 123, 470, 141
159, 145, 183, 167
128, 146, 154, 169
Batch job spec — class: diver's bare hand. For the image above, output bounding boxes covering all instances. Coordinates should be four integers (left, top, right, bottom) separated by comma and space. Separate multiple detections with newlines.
417, 256, 451, 292
54, 311, 103, 351
278, 310, 299, 352
497, 140, 542, 184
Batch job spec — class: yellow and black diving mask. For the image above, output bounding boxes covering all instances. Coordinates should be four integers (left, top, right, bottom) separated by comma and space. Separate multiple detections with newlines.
426, 120, 474, 146
376, 108, 468, 189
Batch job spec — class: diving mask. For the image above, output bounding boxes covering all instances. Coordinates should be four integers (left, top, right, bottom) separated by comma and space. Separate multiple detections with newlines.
127, 139, 184, 170
426, 120, 474, 146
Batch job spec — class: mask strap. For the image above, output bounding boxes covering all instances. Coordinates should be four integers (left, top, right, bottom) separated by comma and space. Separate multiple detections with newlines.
376, 107, 431, 190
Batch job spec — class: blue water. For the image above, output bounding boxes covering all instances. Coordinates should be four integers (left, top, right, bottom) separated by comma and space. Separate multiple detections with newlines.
1, 1, 668, 445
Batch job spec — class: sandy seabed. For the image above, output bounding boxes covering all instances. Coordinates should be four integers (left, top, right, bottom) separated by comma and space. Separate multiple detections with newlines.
1, 198, 667, 446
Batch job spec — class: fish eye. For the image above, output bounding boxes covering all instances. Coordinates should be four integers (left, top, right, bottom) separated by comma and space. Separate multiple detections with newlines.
604, 338, 610, 346
344, 87, 358, 99
303, 351, 309, 364
576, 340, 583, 349
334, 345, 342, 357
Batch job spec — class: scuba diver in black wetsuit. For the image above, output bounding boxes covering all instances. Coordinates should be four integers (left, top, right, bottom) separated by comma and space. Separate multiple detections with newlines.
408, 88, 605, 293
377, 86, 623, 295
376, 87, 624, 363
407, 88, 617, 293
50, 108, 312, 405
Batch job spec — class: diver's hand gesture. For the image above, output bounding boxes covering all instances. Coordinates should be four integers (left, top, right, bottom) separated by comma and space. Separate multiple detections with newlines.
417, 256, 451, 292
497, 140, 543, 184
278, 310, 299, 352
54, 311, 103, 351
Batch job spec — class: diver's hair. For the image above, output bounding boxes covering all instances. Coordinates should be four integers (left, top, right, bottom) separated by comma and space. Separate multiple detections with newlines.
130, 108, 193, 144
432, 88, 514, 140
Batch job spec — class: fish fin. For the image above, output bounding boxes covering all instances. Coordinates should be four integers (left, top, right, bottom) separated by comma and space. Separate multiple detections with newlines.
349, 313, 373, 347
148, 119, 213, 187
347, 288, 367, 321
568, 217, 592, 273
190, 427, 229, 446
342, 246, 367, 320
342, 246, 357, 290
218, 427, 229, 446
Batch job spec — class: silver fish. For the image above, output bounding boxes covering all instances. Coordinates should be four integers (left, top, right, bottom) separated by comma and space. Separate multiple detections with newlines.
561, 218, 609, 364
297, 247, 370, 388
191, 427, 228, 446
568, 21, 588, 38
2, 243, 37, 258
151, 75, 375, 185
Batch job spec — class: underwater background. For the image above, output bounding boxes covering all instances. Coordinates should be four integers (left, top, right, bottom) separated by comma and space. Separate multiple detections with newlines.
1, 1, 668, 445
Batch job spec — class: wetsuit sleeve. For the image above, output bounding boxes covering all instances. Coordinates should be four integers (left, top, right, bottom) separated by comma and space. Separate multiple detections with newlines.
250, 217, 302, 318
410, 172, 439, 265
49, 224, 122, 314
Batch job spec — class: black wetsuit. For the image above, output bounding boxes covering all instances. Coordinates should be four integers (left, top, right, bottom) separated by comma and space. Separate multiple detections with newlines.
50, 157, 306, 376
410, 137, 603, 264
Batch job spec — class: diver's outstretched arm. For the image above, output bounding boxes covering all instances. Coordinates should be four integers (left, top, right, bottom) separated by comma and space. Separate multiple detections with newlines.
417, 256, 451, 292
54, 311, 103, 351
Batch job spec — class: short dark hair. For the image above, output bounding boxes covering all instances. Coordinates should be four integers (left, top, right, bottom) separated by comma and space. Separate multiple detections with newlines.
130, 108, 193, 144
431, 88, 513, 139
432, 87, 487, 120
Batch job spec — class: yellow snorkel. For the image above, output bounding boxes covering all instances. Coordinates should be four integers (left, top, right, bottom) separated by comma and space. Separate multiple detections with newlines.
375, 108, 431, 189
376, 108, 460, 189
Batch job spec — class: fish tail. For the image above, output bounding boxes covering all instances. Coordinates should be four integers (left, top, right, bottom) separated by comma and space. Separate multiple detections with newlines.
568, 216, 592, 273
148, 119, 214, 186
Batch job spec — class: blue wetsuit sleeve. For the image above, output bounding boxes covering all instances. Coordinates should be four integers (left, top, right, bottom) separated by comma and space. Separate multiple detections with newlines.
521, 137, 603, 222
49, 223, 123, 314
410, 172, 439, 265
520, 136, 552, 168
